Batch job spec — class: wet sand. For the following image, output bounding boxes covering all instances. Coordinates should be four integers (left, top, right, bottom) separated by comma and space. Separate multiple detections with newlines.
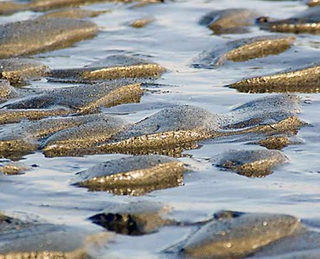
0, 0, 320, 258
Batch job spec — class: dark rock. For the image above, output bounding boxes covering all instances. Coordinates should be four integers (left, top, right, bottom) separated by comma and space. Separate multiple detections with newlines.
193, 35, 295, 68
200, 8, 259, 34
212, 149, 288, 177
228, 63, 320, 93
89, 201, 175, 234
72, 155, 185, 195
0, 18, 98, 58
213, 210, 245, 220
257, 6, 320, 34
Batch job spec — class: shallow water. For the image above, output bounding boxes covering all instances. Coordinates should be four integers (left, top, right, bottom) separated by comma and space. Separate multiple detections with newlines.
0, 0, 320, 258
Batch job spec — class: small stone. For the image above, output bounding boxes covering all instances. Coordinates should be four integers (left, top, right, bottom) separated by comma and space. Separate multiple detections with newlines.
212, 149, 288, 177
0, 114, 114, 156
0, 81, 142, 126
96, 105, 222, 155
180, 213, 302, 259
0, 18, 98, 58
72, 155, 185, 195
228, 63, 320, 93
194, 35, 295, 68
231, 116, 304, 140
211, 95, 305, 147
28, 0, 130, 12
0, 108, 70, 125
58, 95, 305, 157
200, 8, 259, 34
89, 201, 175, 235
0, 79, 19, 103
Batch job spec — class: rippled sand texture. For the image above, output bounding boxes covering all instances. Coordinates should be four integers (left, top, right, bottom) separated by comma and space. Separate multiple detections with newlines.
73, 155, 185, 195
0, 0, 320, 258
0, 18, 98, 58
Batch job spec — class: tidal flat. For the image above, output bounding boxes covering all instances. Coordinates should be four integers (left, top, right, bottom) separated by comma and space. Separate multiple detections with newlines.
0, 0, 320, 258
